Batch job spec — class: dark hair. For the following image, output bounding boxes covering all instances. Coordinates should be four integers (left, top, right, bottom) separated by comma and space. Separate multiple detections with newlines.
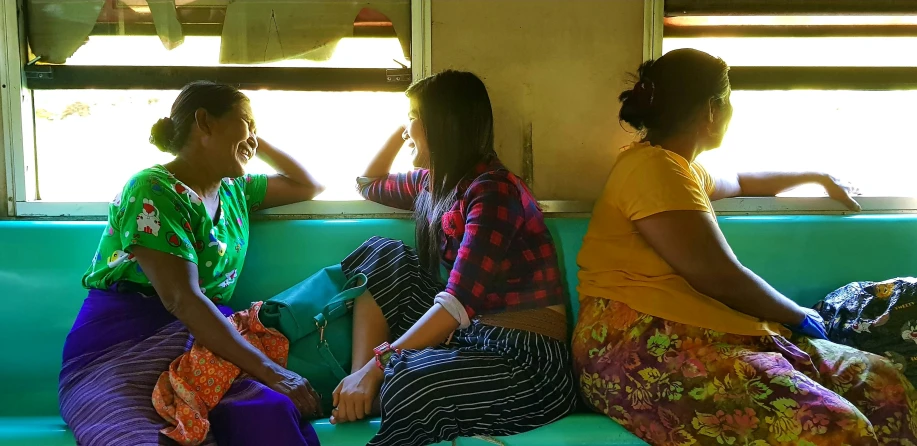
149, 81, 249, 154
618, 48, 730, 140
406, 70, 496, 275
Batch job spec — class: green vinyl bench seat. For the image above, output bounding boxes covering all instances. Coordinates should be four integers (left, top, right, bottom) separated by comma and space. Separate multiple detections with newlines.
3, 215, 917, 445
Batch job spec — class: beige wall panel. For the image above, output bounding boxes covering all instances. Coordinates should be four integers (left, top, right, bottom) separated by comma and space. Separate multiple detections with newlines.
432, 0, 644, 200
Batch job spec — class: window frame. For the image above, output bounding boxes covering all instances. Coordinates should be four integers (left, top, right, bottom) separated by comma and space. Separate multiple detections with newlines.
23, 66, 413, 92
1, 0, 431, 218
4, 0, 917, 218
2, 0, 30, 217
664, 0, 917, 16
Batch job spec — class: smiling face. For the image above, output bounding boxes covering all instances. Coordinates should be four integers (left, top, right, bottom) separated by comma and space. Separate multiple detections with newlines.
201, 100, 258, 178
405, 99, 430, 168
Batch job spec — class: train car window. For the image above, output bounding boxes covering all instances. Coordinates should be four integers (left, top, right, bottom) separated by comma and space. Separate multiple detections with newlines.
20, 0, 413, 203
664, 11, 917, 198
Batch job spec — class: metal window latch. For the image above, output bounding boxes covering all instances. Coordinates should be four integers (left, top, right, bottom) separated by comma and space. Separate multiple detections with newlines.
386, 68, 411, 83
24, 65, 52, 80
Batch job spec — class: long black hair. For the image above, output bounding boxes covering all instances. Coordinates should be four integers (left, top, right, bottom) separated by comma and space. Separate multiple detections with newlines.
406, 70, 496, 276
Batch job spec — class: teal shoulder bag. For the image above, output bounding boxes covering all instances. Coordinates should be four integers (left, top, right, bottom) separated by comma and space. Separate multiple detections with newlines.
259, 264, 367, 414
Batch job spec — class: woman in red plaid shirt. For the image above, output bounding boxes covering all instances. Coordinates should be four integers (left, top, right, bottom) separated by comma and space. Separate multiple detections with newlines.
329, 70, 576, 445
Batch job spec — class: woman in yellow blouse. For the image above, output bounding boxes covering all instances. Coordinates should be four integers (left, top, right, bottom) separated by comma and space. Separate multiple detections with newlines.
574, 48, 916, 445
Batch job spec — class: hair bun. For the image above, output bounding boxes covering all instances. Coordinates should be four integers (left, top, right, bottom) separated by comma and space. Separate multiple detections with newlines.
618, 60, 659, 132
632, 80, 655, 109
618, 84, 651, 131
149, 117, 176, 153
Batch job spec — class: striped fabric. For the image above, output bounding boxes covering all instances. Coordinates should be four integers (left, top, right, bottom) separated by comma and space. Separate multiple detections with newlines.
59, 319, 217, 446
59, 289, 319, 446
342, 237, 577, 446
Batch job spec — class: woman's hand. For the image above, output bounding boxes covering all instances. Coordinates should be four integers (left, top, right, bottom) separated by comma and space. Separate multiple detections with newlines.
330, 361, 384, 424
786, 307, 829, 340
263, 365, 323, 417
730, 172, 861, 212
820, 174, 861, 212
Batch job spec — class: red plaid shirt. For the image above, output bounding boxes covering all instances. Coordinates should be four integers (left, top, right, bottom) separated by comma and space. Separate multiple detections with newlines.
358, 156, 566, 317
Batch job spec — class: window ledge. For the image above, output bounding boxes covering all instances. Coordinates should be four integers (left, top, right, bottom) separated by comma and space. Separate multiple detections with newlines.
8, 197, 917, 219
713, 197, 917, 215
11, 200, 413, 219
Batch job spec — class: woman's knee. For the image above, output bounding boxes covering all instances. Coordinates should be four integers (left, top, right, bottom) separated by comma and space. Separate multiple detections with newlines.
210, 385, 308, 445
215, 386, 297, 417
379, 360, 445, 414
344, 237, 409, 269
210, 383, 299, 430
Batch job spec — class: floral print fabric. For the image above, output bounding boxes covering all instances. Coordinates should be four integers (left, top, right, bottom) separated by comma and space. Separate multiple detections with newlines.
152, 301, 289, 445
81, 165, 267, 304
574, 296, 917, 445
817, 278, 917, 388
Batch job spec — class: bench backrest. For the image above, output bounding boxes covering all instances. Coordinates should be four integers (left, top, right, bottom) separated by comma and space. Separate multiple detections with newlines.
3, 215, 917, 416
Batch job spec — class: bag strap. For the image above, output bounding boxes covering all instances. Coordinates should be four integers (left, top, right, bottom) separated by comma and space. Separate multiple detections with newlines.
310, 273, 367, 381
317, 341, 349, 382
314, 272, 367, 328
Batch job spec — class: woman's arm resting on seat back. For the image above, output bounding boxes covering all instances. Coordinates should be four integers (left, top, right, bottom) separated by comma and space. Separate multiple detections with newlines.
634, 210, 806, 326
133, 246, 321, 415
710, 171, 861, 211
